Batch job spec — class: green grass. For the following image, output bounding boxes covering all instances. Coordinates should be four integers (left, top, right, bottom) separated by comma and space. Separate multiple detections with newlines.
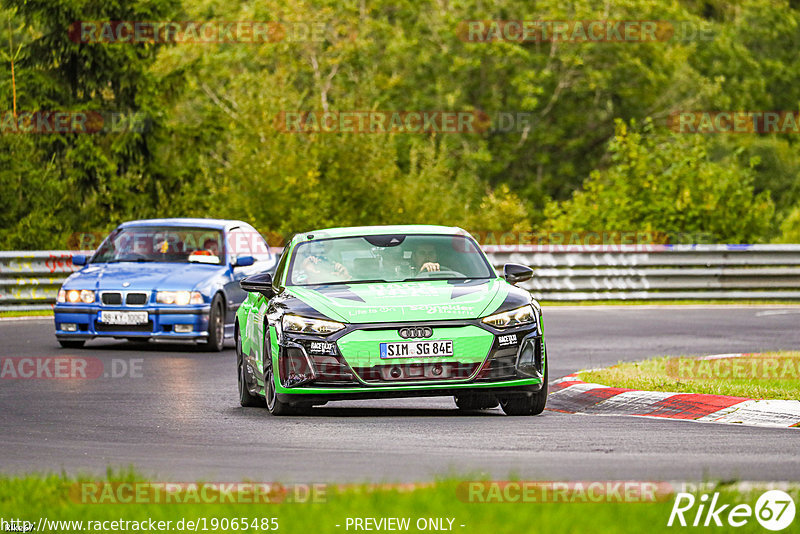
579, 351, 800, 400
0, 309, 53, 318
0, 472, 796, 534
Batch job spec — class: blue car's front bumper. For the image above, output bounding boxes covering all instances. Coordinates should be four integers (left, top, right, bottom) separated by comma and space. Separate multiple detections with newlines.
54, 304, 212, 343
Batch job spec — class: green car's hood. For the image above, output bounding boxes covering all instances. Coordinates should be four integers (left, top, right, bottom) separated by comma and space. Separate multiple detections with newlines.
285, 279, 509, 323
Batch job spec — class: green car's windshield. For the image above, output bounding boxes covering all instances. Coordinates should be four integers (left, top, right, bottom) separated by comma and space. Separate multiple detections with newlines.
91, 226, 225, 265
286, 234, 494, 286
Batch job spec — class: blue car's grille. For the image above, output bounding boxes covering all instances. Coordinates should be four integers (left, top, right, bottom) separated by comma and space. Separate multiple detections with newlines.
126, 293, 148, 305
100, 292, 149, 306
101, 292, 122, 305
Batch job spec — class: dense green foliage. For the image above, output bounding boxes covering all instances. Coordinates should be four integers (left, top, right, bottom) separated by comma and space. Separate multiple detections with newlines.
1, 0, 799, 248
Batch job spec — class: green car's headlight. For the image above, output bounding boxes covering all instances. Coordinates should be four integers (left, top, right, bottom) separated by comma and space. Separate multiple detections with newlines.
482, 305, 536, 329
282, 314, 345, 335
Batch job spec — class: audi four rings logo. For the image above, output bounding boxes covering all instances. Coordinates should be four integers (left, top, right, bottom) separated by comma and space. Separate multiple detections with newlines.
398, 327, 433, 339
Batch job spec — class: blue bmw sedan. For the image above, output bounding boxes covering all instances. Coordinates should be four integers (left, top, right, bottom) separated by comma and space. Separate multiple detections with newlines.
54, 218, 277, 351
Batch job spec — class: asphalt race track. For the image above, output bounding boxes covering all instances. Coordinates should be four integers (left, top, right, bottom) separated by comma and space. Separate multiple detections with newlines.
2, 306, 800, 483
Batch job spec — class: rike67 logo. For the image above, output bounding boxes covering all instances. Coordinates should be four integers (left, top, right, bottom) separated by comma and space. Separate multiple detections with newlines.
668, 490, 796, 531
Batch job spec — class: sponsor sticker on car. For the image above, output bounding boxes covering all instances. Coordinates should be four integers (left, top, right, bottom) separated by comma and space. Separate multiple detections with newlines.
379, 340, 454, 358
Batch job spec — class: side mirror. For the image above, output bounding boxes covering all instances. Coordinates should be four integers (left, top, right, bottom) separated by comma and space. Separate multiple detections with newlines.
503, 263, 533, 285
240, 272, 275, 299
233, 255, 255, 268
72, 254, 87, 266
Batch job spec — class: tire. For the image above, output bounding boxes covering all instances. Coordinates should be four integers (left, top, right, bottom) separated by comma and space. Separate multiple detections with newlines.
454, 393, 499, 411
202, 294, 225, 352
237, 326, 265, 407
264, 356, 295, 416
58, 339, 85, 349
499, 353, 548, 416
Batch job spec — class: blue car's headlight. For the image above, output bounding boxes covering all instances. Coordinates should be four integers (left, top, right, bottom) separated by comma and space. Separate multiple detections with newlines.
156, 291, 203, 305
58, 289, 95, 304
482, 305, 536, 329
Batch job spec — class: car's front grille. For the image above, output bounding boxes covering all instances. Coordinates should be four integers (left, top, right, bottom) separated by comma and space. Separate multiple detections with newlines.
101, 292, 122, 305
125, 292, 148, 305
100, 291, 149, 306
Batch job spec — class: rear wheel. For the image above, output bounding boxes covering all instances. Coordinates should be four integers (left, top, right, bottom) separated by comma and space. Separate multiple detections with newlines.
203, 294, 225, 352
499, 353, 548, 416
58, 339, 85, 349
237, 327, 265, 407
454, 393, 499, 411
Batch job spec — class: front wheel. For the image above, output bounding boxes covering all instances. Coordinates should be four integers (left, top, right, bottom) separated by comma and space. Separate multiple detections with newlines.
202, 294, 225, 352
499, 354, 548, 416
264, 359, 295, 416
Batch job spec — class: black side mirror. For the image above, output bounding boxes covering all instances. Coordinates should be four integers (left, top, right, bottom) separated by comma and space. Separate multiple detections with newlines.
240, 272, 275, 299
503, 263, 533, 285
72, 254, 87, 266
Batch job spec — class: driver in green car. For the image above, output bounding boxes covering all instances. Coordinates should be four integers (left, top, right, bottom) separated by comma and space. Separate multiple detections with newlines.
413, 242, 445, 273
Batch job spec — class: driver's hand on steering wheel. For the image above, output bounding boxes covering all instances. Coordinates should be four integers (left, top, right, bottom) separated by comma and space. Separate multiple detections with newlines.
419, 262, 440, 272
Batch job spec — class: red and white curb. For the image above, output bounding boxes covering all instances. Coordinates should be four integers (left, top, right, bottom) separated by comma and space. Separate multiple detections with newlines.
548, 368, 800, 429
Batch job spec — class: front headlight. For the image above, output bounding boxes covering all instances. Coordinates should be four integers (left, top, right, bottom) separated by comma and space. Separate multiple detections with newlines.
157, 291, 203, 305
60, 289, 94, 304
482, 305, 536, 329
282, 314, 344, 335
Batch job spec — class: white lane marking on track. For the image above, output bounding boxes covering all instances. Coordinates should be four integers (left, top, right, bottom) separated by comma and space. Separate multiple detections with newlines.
755, 310, 800, 316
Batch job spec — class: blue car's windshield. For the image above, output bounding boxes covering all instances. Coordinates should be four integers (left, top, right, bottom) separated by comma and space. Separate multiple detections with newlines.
91, 227, 225, 265
287, 234, 494, 286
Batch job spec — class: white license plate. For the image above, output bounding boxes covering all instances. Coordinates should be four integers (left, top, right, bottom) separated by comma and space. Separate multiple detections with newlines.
99, 311, 149, 325
379, 340, 454, 358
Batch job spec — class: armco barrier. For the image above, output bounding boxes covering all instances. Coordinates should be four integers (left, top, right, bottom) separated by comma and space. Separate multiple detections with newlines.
2, 244, 800, 311
483, 243, 800, 300
0, 251, 90, 311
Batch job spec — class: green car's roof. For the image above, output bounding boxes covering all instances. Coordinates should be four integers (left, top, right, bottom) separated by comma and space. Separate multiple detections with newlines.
288, 225, 470, 245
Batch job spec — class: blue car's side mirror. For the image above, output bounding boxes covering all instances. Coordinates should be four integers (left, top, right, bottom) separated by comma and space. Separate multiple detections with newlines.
72, 254, 87, 266
233, 255, 255, 268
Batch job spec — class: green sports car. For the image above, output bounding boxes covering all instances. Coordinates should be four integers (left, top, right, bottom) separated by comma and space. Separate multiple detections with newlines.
235, 225, 547, 415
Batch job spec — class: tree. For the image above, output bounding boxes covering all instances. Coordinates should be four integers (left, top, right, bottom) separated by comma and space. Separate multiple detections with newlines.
543, 119, 775, 244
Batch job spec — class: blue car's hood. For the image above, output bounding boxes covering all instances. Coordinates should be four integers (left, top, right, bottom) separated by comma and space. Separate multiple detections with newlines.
64, 262, 226, 291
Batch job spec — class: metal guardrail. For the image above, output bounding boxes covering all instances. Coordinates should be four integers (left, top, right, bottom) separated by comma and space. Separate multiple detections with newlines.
2, 245, 800, 311
0, 251, 91, 311
483, 244, 800, 300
